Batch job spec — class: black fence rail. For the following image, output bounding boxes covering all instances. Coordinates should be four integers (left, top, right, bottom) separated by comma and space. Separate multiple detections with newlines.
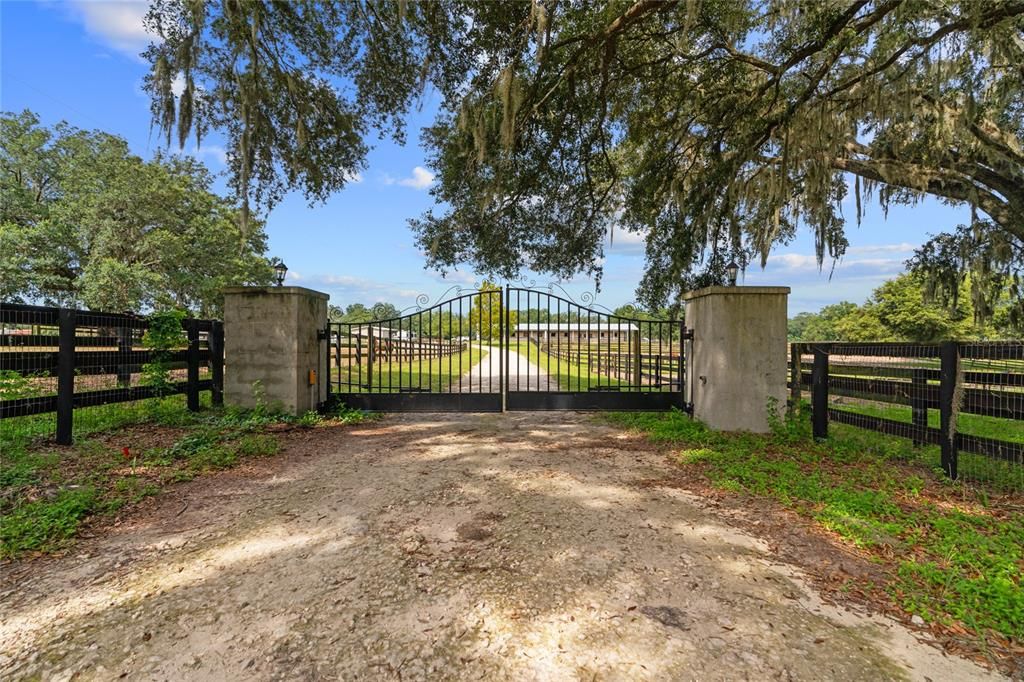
539, 342, 683, 390
1, 303, 223, 443
789, 341, 1024, 482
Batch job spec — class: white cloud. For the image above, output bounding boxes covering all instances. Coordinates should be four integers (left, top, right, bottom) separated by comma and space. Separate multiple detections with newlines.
765, 252, 906, 275
187, 145, 228, 166
607, 226, 647, 254
770, 253, 821, 272
307, 274, 420, 303
58, 1, 155, 59
434, 270, 479, 286
845, 242, 916, 255
383, 166, 435, 190
171, 73, 186, 97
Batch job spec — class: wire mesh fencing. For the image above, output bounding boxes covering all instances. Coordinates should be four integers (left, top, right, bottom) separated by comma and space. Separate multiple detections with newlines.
791, 341, 1024, 494
1, 303, 223, 445
955, 342, 1024, 492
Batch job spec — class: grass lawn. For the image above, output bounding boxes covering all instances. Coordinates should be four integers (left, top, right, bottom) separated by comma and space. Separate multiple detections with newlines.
332, 347, 484, 392
0, 396, 371, 559
833, 399, 1024, 444
606, 408, 1024, 649
831, 400, 1024, 492
510, 341, 626, 391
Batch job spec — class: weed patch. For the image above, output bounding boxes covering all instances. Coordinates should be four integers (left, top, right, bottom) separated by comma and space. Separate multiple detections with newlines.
0, 487, 98, 557
1, 398, 367, 559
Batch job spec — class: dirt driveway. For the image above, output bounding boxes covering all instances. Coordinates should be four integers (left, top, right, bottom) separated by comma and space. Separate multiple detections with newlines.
0, 412, 1002, 681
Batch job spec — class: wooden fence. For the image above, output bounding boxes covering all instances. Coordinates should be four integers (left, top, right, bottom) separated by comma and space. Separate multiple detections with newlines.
540, 342, 682, 389
329, 335, 467, 368
1, 303, 223, 444
789, 341, 1023, 479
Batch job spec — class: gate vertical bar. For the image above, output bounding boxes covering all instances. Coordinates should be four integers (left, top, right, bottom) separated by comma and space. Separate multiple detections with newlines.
367, 327, 374, 392
488, 290, 493, 394
331, 325, 340, 397
499, 287, 505, 408
556, 298, 561, 391
630, 323, 638, 387
680, 321, 687, 408
459, 298, 464, 393
535, 291, 540, 391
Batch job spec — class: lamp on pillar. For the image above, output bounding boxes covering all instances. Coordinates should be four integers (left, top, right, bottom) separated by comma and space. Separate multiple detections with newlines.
272, 259, 288, 287
725, 260, 740, 286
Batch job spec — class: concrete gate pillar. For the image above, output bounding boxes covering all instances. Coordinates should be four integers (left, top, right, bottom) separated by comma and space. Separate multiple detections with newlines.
682, 286, 790, 433
222, 286, 329, 415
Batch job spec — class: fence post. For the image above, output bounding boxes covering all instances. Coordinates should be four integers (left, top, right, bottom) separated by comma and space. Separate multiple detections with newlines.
790, 343, 802, 413
116, 326, 132, 387
911, 368, 927, 447
939, 341, 959, 480
55, 308, 76, 445
210, 320, 224, 406
186, 319, 200, 411
811, 345, 828, 440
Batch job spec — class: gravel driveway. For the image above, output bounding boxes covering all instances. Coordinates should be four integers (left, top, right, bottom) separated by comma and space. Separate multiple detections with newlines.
0, 412, 1001, 681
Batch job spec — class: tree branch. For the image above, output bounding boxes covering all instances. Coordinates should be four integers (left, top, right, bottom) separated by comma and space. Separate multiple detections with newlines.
831, 155, 1022, 242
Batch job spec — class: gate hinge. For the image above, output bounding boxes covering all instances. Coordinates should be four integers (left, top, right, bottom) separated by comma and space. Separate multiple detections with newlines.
681, 327, 694, 340
317, 328, 329, 341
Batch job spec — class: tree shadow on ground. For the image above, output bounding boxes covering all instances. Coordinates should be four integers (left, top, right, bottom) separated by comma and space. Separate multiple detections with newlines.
0, 413, 989, 681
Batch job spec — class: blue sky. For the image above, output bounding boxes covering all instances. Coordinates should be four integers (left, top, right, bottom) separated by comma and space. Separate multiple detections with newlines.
0, 0, 971, 315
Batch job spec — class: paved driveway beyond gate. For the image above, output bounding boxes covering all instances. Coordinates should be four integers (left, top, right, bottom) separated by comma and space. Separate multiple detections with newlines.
0, 413, 1001, 681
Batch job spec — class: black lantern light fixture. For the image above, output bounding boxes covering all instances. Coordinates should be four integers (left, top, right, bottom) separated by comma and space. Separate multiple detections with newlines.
725, 260, 740, 286
272, 259, 288, 287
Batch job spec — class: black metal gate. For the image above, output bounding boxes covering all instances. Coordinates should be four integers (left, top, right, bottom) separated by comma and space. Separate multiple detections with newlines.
328, 286, 687, 412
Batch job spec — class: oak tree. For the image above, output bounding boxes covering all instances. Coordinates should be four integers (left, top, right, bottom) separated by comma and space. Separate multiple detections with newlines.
144, 1, 1024, 317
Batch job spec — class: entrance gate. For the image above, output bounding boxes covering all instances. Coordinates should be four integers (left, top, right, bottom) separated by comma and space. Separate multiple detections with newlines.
328, 287, 690, 412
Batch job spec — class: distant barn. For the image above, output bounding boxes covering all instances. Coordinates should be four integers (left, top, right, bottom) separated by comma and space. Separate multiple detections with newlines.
512, 323, 638, 343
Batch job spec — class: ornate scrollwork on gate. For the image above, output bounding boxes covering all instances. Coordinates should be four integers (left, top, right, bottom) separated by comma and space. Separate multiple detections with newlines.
397, 283, 483, 315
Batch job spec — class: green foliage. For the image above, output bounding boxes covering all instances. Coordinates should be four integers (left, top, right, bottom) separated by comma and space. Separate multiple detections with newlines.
872, 273, 977, 342
295, 410, 323, 427
910, 221, 1024, 331
164, 431, 220, 461
608, 410, 1024, 641
0, 370, 46, 400
468, 281, 509, 341
140, 310, 187, 395
0, 487, 97, 557
0, 109, 274, 314
235, 434, 279, 457
789, 272, 1016, 341
324, 401, 375, 424
143, 3, 1024, 316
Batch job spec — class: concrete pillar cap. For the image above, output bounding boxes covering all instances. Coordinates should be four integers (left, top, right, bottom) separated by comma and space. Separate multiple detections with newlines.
682, 286, 790, 301
223, 286, 329, 300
